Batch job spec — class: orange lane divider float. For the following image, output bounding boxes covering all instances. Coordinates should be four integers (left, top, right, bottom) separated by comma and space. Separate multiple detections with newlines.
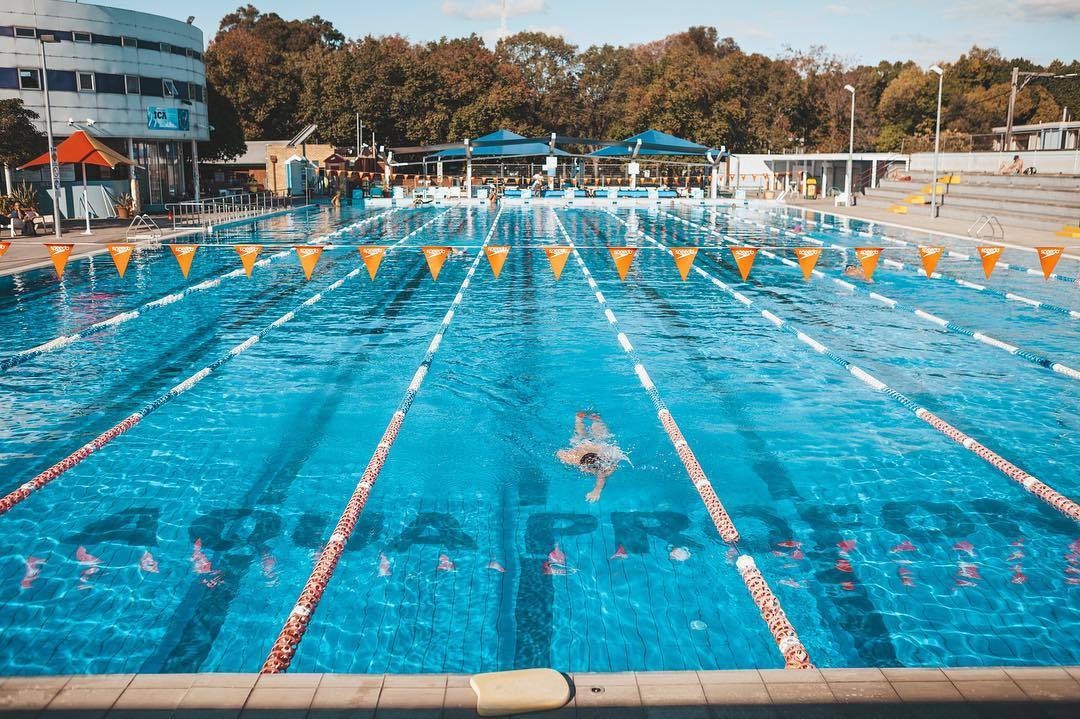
260, 206, 505, 674
698, 209, 1079, 320
683, 215, 1080, 382
0, 213, 449, 514
552, 211, 813, 671
0, 208, 405, 374
608, 209, 1080, 524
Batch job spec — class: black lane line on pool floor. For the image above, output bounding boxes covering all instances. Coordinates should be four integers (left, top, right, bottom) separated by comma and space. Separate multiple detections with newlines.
577, 209, 899, 666
142, 261, 432, 672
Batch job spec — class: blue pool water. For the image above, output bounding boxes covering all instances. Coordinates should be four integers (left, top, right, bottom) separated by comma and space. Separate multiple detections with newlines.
0, 202, 1077, 674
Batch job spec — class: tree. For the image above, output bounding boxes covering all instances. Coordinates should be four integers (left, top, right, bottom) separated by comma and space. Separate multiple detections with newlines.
0, 99, 46, 169
200, 82, 247, 161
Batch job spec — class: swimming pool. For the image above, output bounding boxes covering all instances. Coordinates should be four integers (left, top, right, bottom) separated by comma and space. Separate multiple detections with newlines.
0, 201, 1077, 674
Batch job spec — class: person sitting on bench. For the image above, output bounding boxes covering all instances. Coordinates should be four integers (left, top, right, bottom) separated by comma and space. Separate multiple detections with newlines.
998, 155, 1023, 175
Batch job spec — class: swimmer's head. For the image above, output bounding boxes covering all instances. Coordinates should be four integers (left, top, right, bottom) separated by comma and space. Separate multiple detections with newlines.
580, 452, 601, 468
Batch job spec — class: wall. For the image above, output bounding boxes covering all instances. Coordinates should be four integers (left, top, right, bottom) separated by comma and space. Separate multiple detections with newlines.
907, 150, 1080, 175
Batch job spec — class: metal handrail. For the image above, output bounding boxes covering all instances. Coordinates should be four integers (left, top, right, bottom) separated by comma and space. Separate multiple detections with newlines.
165, 191, 295, 230
968, 214, 1004, 241
126, 214, 162, 240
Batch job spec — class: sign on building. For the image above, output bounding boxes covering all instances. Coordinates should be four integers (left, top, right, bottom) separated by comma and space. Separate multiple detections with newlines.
147, 107, 190, 131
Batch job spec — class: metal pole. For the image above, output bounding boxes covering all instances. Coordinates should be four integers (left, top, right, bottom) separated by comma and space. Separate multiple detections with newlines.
3, 163, 11, 195
930, 67, 944, 219
39, 40, 62, 239
81, 163, 91, 235
191, 138, 201, 202
1004, 66, 1019, 152
356, 114, 360, 157
846, 90, 855, 205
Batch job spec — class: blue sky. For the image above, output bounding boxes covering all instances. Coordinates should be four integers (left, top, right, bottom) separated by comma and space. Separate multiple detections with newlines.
105, 0, 1079, 65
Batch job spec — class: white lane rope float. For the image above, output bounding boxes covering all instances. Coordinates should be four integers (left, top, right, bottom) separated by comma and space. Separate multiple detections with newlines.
0, 209, 450, 518
604, 209, 1080, 524
0, 208, 402, 373
718, 209, 1079, 321
261, 206, 504, 674
669, 212, 1080, 382
552, 210, 814, 670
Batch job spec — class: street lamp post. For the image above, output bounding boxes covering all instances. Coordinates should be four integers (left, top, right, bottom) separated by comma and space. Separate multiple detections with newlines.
844, 84, 855, 206
39, 33, 62, 239
929, 65, 944, 219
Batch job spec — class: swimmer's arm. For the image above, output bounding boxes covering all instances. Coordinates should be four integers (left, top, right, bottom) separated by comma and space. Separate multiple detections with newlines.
574, 411, 587, 438
586, 467, 612, 503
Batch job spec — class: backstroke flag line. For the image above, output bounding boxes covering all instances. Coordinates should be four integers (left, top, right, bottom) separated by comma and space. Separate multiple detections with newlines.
793, 247, 822, 281
544, 246, 571, 280
608, 247, 638, 281
855, 247, 882, 281
235, 245, 263, 277
484, 246, 510, 279
170, 244, 197, 279
918, 245, 944, 277
0, 241, 10, 258
360, 246, 387, 280
45, 243, 74, 279
108, 244, 134, 278
295, 246, 323, 280
671, 247, 698, 281
730, 247, 758, 281
1036, 247, 1064, 280
422, 246, 451, 281
978, 246, 1003, 278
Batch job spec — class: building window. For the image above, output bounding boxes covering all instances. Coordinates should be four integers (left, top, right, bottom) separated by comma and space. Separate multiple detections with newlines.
72, 31, 92, 43
14, 26, 37, 39
77, 72, 95, 92
160, 42, 171, 54
122, 36, 137, 47
18, 68, 41, 90
163, 78, 178, 97
125, 74, 141, 94
190, 84, 203, 103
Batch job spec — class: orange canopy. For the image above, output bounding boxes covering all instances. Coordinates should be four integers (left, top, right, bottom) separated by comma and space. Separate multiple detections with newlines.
19, 130, 134, 170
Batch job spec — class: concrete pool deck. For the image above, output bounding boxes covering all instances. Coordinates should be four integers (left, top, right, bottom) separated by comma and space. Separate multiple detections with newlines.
2, 667, 1080, 717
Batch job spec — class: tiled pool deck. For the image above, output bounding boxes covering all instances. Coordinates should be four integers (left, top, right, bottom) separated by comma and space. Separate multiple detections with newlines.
2, 667, 1080, 718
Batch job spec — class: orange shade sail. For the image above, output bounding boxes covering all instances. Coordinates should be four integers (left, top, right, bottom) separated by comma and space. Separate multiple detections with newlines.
18, 130, 134, 170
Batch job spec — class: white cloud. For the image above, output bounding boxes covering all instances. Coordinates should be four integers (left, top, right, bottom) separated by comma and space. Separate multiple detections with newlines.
824, 4, 857, 15
441, 0, 547, 22
1013, 0, 1080, 18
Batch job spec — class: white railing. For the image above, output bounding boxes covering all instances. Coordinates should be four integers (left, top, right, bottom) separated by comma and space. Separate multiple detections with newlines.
166, 191, 298, 230
126, 214, 162, 240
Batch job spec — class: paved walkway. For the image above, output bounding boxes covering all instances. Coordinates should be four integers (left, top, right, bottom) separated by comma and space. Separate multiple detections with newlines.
784, 198, 1080, 259
1, 667, 1078, 717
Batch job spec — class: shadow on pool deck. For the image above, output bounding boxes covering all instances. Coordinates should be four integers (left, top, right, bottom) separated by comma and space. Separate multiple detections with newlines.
2, 668, 1080, 718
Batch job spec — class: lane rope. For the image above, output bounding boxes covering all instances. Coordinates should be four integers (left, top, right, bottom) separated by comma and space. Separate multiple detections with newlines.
0, 208, 401, 373
605, 208, 1080, 524
553, 210, 813, 670
669, 212, 1080, 382
261, 206, 503, 673
0, 209, 449, 518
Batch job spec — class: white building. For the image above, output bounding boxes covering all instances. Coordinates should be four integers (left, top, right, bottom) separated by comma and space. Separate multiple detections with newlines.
1, 0, 209, 212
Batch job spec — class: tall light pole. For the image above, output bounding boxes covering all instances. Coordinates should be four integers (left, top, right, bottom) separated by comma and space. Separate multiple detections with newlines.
844, 84, 855, 206
929, 64, 944, 219
39, 33, 63, 239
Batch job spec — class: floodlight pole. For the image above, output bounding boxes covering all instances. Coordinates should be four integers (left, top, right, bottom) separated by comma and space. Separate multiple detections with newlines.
464, 139, 472, 199
844, 84, 855, 206
629, 138, 642, 190
39, 34, 63, 239
929, 65, 944, 219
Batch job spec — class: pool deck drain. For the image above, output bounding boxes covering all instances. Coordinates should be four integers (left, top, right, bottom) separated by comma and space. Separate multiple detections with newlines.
2, 667, 1079, 717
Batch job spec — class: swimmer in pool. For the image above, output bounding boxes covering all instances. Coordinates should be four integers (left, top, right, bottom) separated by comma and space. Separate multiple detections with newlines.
843, 264, 873, 282
556, 411, 629, 503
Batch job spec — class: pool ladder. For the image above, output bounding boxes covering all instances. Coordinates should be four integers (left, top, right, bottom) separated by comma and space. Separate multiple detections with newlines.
967, 214, 1004, 242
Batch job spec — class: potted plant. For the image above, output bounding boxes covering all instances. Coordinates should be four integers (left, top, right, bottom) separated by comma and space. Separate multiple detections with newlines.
114, 192, 133, 219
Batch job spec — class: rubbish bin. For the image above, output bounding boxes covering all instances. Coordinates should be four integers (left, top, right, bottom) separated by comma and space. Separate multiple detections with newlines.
805, 178, 818, 199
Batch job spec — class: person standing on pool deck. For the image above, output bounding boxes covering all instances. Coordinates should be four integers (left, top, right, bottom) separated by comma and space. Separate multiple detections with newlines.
557, 411, 629, 503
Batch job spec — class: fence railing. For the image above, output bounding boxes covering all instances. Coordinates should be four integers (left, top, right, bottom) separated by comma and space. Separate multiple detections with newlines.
166, 191, 297, 230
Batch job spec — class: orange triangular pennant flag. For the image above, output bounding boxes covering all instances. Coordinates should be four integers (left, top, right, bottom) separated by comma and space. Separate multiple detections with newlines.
917, 245, 944, 277
544, 247, 572, 280
108, 243, 135, 278
359, 246, 387, 280
170, 244, 197, 279
854, 247, 883, 281
45, 243, 74, 278
484, 246, 510, 279
1035, 247, 1064, 280
422, 246, 451, 281
729, 247, 758, 281
0, 241, 10, 258
977, 246, 1003, 278
671, 247, 698, 281
793, 247, 822, 281
294, 246, 323, 280
234, 244, 263, 277
608, 247, 638, 281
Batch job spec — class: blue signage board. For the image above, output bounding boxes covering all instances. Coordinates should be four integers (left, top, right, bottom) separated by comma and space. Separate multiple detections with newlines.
147, 106, 190, 131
